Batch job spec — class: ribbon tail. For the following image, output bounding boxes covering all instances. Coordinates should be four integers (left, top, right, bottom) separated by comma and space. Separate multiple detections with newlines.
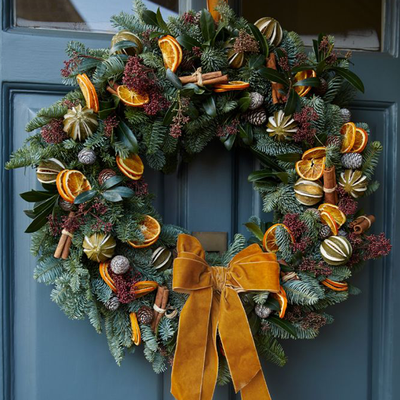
171, 288, 213, 400
240, 370, 272, 400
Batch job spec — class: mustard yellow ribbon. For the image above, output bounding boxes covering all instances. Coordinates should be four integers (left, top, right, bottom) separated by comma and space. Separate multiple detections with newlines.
171, 234, 280, 400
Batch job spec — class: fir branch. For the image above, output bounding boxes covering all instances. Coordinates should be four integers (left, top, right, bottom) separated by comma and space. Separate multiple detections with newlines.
256, 333, 287, 367
362, 141, 383, 179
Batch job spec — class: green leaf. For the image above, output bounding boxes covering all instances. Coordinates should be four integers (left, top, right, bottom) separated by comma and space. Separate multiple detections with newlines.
25, 198, 57, 233
203, 96, 216, 117
291, 65, 315, 74
24, 209, 37, 219
141, 10, 159, 27
332, 67, 365, 93
176, 34, 202, 50
98, 107, 116, 120
181, 83, 205, 95
293, 77, 320, 87
284, 88, 300, 115
238, 93, 251, 112
248, 312, 261, 335
244, 222, 264, 241
264, 298, 281, 311
163, 102, 177, 126
20, 190, 55, 202
156, 8, 170, 33
199, 9, 216, 42
250, 148, 285, 172
249, 54, 267, 69
248, 23, 269, 56
74, 190, 97, 204
238, 123, 253, 145
110, 40, 139, 54
110, 186, 134, 198
102, 190, 123, 202
116, 121, 138, 154
258, 67, 288, 86
312, 39, 319, 62
268, 316, 298, 338
221, 134, 236, 151
32, 196, 58, 215
101, 175, 124, 190
166, 69, 183, 90
276, 153, 302, 162
248, 170, 289, 184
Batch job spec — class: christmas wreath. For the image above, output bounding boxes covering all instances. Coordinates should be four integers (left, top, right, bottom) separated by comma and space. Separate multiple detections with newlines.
6, 1, 392, 398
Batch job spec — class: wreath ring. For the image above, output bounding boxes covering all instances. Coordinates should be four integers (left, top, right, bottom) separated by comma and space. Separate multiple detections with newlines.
6, 1, 391, 397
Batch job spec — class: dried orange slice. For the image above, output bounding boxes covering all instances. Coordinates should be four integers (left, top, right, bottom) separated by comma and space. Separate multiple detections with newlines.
99, 262, 117, 292
320, 211, 338, 236
322, 279, 348, 291
130, 312, 141, 345
117, 85, 149, 107
116, 154, 144, 180
318, 203, 346, 228
131, 281, 158, 298
158, 35, 182, 72
271, 286, 288, 319
293, 69, 316, 97
56, 170, 74, 203
128, 215, 161, 249
62, 170, 91, 201
213, 81, 250, 91
77, 74, 99, 112
302, 146, 326, 160
351, 127, 368, 153
263, 223, 294, 253
340, 122, 356, 153
295, 157, 326, 181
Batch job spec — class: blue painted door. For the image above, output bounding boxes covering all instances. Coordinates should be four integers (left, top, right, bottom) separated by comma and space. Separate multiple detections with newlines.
1, 1, 399, 400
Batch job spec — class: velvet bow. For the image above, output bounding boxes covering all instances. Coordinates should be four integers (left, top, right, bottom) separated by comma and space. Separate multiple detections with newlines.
171, 234, 280, 400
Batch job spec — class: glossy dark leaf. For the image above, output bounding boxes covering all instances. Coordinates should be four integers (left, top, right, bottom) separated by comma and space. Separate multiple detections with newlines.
312, 39, 319, 62
24, 209, 37, 219
268, 316, 298, 338
176, 34, 202, 50
110, 40, 139, 54
332, 67, 365, 93
258, 67, 288, 86
20, 190, 55, 202
25, 199, 57, 233
102, 190, 123, 202
156, 8, 170, 33
203, 96, 216, 117
244, 222, 264, 241
222, 133, 236, 151
248, 23, 269, 56
264, 298, 281, 311
163, 102, 177, 125
166, 68, 183, 89
293, 77, 320, 88
33, 196, 58, 215
238, 93, 251, 112
284, 88, 300, 116
250, 148, 285, 172
248, 54, 266, 69
181, 82, 205, 95
276, 153, 302, 162
141, 10, 159, 27
110, 186, 134, 198
291, 64, 316, 74
248, 170, 289, 184
74, 190, 97, 205
101, 175, 124, 190
199, 9, 215, 42
116, 120, 138, 153
238, 123, 253, 145
98, 107, 116, 120
248, 312, 261, 335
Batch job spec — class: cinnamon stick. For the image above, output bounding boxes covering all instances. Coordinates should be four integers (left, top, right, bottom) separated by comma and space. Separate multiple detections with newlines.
54, 234, 68, 258
151, 286, 169, 331
204, 75, 229, 86
350, 215, 375, 235
179, 71, 222, 84
61, 236, 73, 260
323, 166, 338, 205
266, 53, 285, 104
54, 211, 75, 259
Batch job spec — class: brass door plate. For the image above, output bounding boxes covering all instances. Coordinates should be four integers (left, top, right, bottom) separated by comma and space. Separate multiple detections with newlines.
192, 231, 228, 254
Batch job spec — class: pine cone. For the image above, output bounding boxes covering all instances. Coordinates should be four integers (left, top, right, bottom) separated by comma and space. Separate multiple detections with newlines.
137, 306, 153, 325
248, 92, 264, 110
340, 108, 351, 124
98, 169, 117, 185
105, 295, 120, 311
319, 225, 332, 239
78, 148, 97, 165
246, 108, 267, 126
341, 153, 363, 169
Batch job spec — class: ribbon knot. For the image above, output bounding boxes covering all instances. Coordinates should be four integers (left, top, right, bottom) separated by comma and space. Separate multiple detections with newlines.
171, 234, 280, 400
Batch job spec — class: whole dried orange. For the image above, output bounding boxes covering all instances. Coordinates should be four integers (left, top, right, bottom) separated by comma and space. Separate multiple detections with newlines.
320, 210, 339, 235
117, 85, 150, 107
318, 203, 346, 228
263, 223, 294, 253
62, 170, 92, 202
130, 312, 141, 345
128, 215, 161, 249
351, 127, 368, 153
293, 69, 316, 97
271, 286, 288, 318
340, 122, 356, 153
158, 35, 182, 72
77, 73, 99, 112
116, 154, 144, 180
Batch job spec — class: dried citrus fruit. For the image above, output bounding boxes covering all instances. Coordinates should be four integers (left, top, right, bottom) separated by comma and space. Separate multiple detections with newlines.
263, 223, 294, 253
351, 127, 368, 153
302, 146, 326, 160
99, 262, 117, 292
158, 35, 182, 72
117, 85, 149, 107
271, 286, 288, 318
77, 74, 99, 112
318, 203, 346, 228
56, 170, 74, 202
293, 69, 316, 97
340, 122, 356, 153
213, 81, 250, 91
322, 279, 348, 291
131, 281, 158, 298
130, 312, 141, 345
116, 154, 144, 180
295, 157, 325, 181
62, 170, 91, 201
320, 210, 339, 236
128, 215, 161, 248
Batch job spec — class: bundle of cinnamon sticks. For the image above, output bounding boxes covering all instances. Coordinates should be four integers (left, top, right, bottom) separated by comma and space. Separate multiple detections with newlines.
266, 53, 285, 104
179, 70, 228, 86
349, 215, 375, 235
323, 166, 338, 205
54, 212, 75, 260
151, 286, 169, 331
